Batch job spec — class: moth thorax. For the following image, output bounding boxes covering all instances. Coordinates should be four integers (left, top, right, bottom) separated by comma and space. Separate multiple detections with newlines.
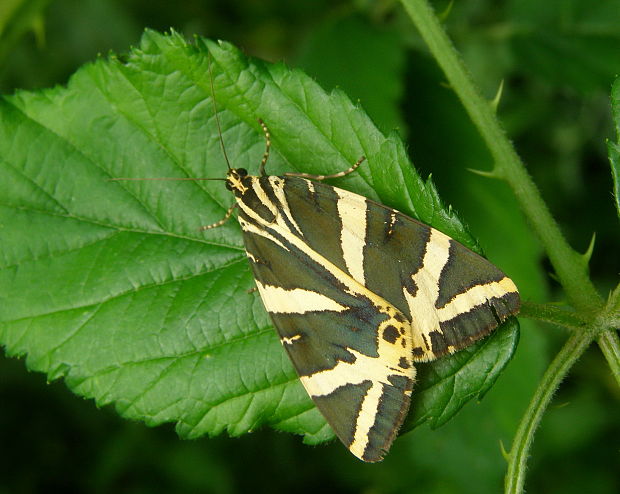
225, 168, 250, 196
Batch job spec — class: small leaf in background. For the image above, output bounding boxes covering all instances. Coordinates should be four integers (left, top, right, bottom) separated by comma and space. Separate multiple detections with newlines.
0, 0, 51, 64
508, 0, 620, 94
295, 15, 407, 134
0, 31, 517, 448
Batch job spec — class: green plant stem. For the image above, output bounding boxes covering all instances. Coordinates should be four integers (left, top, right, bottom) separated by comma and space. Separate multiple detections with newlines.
504, 330, 595, 493
599, 286, 620, 385
518, 301, 588, 332
400, 0, 603, 314
520, 302, 620, 386
597, 331, 620, 386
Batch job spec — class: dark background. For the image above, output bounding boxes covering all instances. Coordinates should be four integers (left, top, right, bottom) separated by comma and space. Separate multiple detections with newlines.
1, 1, 618, 493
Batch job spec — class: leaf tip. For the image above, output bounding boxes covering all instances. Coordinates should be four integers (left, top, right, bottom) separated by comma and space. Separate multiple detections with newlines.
467, 167, 501, 179
490, 79, 505, 113
438, 0, 454, 22
581, 232, 596, 264
499, 439, 510, 461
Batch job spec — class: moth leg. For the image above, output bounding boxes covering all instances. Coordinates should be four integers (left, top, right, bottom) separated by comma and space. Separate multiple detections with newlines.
200, 203, 237, 230
284, 156, 366, 181
257, 118, 271, 177
246, 286, 258, 294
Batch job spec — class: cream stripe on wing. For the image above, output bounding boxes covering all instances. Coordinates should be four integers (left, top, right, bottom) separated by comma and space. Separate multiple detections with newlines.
237, 197, 276, 226
255, 280, 347, 314
300, 348, 396, 397
300, 346, 410, 459
281, 334, 302, 345
269, 176, 304, 237
348, 382, 384, 459
238, 217, 289, 252
336, 189, 367, 285
402, 228, 451, 341
251, 179, 278, 217
437, 276, 518, 322
241, 192, 376, 299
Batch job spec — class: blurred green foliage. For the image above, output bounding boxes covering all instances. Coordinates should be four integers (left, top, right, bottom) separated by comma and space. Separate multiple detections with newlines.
0, 1, 618, 493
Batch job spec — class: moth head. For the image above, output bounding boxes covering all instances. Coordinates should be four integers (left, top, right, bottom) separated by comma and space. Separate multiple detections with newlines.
225, 168, 249, 195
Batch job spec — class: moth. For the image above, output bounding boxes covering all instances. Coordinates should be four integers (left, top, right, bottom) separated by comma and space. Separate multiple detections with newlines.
113, 70, 520, 461
205, 118, 521, 462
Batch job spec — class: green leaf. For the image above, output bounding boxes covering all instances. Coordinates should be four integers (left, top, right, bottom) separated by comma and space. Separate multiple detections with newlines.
609, 76, 620, 220
405, 318, 519, 431
0, 30, 518, 447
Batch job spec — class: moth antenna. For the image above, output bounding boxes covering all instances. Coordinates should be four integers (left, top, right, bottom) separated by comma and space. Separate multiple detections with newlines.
200, 203, 237, 230
285, 156, 366, 180
108, 177, 226, 181
258, 118, 271, 176
208, 52, 233, 171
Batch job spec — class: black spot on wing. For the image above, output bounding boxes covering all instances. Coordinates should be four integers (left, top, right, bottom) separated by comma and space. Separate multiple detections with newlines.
429, 330, 448, 356
382, 325, 399, 344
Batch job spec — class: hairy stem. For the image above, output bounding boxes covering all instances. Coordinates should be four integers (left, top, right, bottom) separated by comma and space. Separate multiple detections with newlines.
519, 301, 588, 332
504, 330, 595, 493
521, 302, 619, 385
597, 331, 620, 387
